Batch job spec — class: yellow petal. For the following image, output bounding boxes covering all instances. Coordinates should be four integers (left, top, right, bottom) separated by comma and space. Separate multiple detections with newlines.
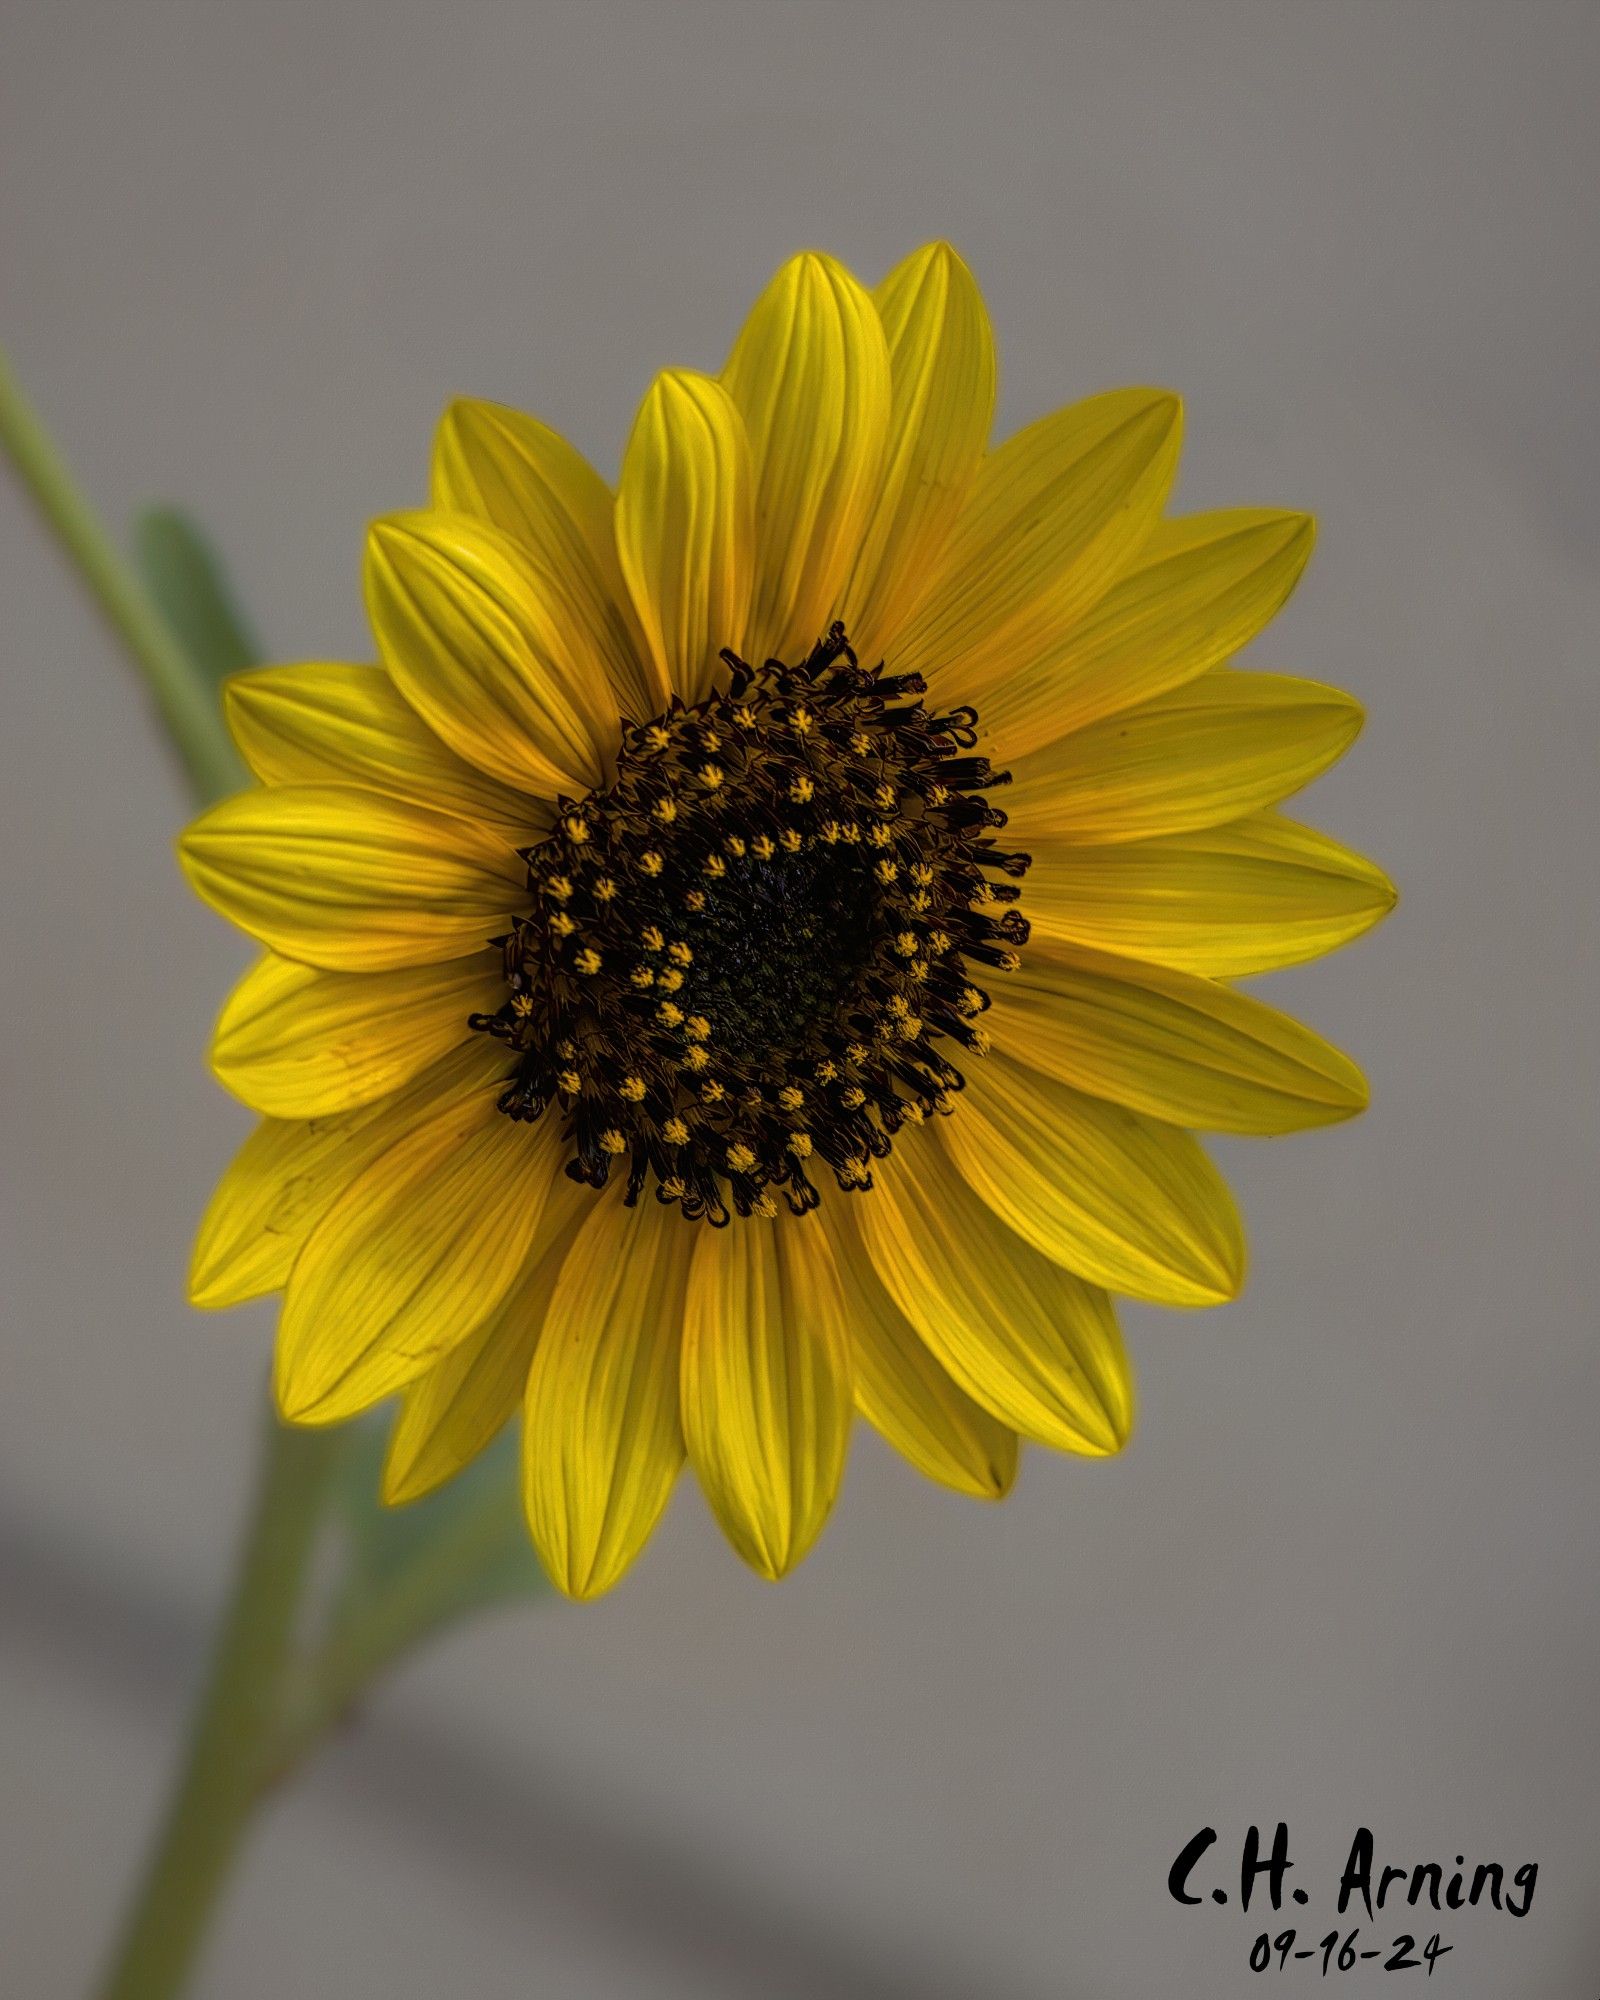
1004, 670, 1364, 844
614, 370, 754, 707
210, 951, 498, 1118
992, 941, 1368, 1133
224, 661, 546, 834
1022, 811, 1398, 976
180, 783, 524, 971
978, 508, 1316, 758
681, 1214, 854, 1579
894, 388, 1182, 700
276, 1074, 566, 1425
431, 397, 663, 719
722, 250, 890, 665
364, 510, 618, 798
188, 1039, 503, 1309
854, 1139, 1132, 1454
814, 1196, 1017, 1498
940, 1050, 1246, 1307
844, 242, 995, 663
383, 1169, 592, 1505
522, 1194, 695, 1600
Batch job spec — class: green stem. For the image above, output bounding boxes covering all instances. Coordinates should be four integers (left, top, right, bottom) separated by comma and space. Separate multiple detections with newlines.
97, 1415, 342, 2000
0, 344, 244, 805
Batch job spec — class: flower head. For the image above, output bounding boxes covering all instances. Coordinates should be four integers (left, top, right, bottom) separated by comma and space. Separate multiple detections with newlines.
181, 244, 1393, 1598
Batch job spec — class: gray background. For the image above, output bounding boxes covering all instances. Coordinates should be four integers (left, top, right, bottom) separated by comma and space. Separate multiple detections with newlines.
4, 1, 1597, 1994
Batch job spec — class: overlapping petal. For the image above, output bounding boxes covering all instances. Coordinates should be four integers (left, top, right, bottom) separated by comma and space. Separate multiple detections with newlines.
816, 1198, 1017, 1498
940, 1050, 1246, 1307
844, 241, 995, 662
894, 388, 1182, 701
223, 662, 545, 833
682, 1215, 854, 1578
977, 508, 1316, 759
991, 942, 1368, 1133
188, 1040, 502, 1309
365, 510, 618, 797
522, 1193, 696, 1599
854, 1137, 1132, 1454
1004, 669, 1363, 845
210, 951, 497, 1118
431, 397, 662, 719
276, 1070, 567, 1425
1021, 811, 1398, 976
614, 370, 754, 707
179, 783, 524, 971
722, 251, 890, 665
382, 1170, 592, 1505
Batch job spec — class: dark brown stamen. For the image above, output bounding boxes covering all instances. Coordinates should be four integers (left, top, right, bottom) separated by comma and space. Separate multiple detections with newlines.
468, 624, 1030, 1223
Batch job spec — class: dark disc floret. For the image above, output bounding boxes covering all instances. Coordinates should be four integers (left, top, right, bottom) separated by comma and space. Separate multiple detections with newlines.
468, 624, 1031, 1224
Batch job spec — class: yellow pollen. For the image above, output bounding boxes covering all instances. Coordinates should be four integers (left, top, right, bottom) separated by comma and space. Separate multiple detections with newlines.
640, 851, 664, 876
751, 835, 775, 860
849, 730, 871, 756
841, 821, 861, 843
548, 911, 575, 936
790, 706, 813, 734
902, 1100, 927, 1125
732, 704, 756, 729
846, 1042, 869, 1065
619, 1075, 647, 1102
683, 1044, 710, 1071
699, 763, 724, 790
683, 888, 707, 912
821, 820, 843, 844
893, 931, 919, 956
971, 1026, 993, 1055
511, 992, 536, 1016
724, 834, 747, 858
786, 1132, 812, 1158
876, 859, 900, 885
751, 1192, 779, 1219
599, 1128, 628, 1155
653, 795, 679, 823
999, 950, 1021, 971
684, 1014, 711, 1042
868, 822, 893, 847
703, 853, 727, 879
545, 875, 573, 901
557, 1068, 581, 1094
911, 959, 930, 981
666, 941, 692, 966
897, 1014, 924, 1040
563, 813, 590, 843
726, 1143, 757, 1173
657, 1000, 685, 1026
816, 1060, 838, 1083
928, 929, 953, 954
840, 1085, 866, 1109
574, 947, 602, 975
960, 987, 984, 1015
777, 1085, 804, 1110
701, 1079, 726, 1103
641, 925, 664, 952
700, 727, 722, 752
788, 774, 814, 804
630, 966, 656, 988
910, 862, 934, 886
910, 891, 932, 913
873, 783, 896, 811
662, 1117, 689, 1145
656, 967, 685, 993
661, 1174, 688, 1200
644, 723, 671, 753
594, 876, 618, 902
779, 828, 803, 853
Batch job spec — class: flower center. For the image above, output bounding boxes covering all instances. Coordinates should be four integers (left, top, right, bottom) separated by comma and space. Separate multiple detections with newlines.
470, 625, 1030, 1223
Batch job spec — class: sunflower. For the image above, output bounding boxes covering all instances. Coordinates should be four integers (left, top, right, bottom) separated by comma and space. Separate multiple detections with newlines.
179, 243, 1393, 1598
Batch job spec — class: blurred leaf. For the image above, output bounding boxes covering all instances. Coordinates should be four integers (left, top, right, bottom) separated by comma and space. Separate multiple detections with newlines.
133, 506, 260, 688
300, 1418, 551, 1719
